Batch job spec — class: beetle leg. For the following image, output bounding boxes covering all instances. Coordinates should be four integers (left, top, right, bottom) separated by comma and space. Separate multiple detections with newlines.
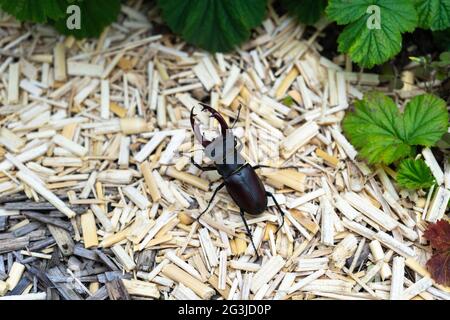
190, 107, 212, 147
266, 191, 286, 233
239, 209, 259, 257
190, 157, 216, 171
195, 181, 225, 221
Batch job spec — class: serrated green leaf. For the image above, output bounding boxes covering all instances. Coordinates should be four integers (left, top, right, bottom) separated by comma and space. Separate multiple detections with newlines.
402, 94, 449, 146
280, 0, 327, 25
415, 0, 450, 31
157, 0, 266, 53
343, 92, 411, 164
343, 92, 448, 164
327, 0, 418, 68
397, 158, 435, 189
53, 0, 121, 39
0, 0, 68, 23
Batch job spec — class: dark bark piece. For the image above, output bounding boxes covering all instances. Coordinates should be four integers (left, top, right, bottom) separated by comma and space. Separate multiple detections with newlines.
75, 276, 98, 282
0, 236, 29, 254
98, 271, 131, 283
105, 279, 130, 300
28, 238, 56, 251
26, 265, 54, 289
73, 245, 99, 261
48, 211, 69, 218
46, 287, 55, 300
0, 229, 47, 242
22, 211, 72, 230
7, 253, 13, 272
0, 233, 13, 241
7, 276, 31, 295
47, 225, 74, 256
136, 249, 156, 272
0, 216, 7, 231
49, 247, 61, 268
32, 275, 38, 292
78, 266, 107, 277
345, 243, 370, 271
46, 266, 83, 300
21, 257, 38, 264
67, 256, 83, 271
4, 201, 86, 214
28, 229, 48, 241
12, 221, 42, 237
95, 249, 119, 271
0, 255, 5, 274
0, 193, 31, 203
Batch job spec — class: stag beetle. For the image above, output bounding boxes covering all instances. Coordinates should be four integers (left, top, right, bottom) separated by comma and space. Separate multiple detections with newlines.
190, 104, 286, 254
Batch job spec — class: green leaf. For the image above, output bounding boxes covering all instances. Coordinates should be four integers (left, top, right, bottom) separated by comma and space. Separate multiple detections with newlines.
440, 51, 450, 62
343, 92, 448, 164
326, 0, 418, 68
414, 0, 450, 31
402, 94, 449, 146
157, 0, 267, 52
0, 0, 68, 23
396, 158, 435, 189
53, 0, 121, 39
280, 0, 327, 25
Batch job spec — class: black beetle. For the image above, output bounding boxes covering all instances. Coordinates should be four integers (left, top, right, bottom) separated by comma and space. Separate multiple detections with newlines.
190, 104, 286, 254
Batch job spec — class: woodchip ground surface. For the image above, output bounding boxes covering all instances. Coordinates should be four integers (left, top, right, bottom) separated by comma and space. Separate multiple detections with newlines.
0, 3, 449, 300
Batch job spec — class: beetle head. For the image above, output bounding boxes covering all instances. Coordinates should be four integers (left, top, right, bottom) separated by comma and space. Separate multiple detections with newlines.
190, 104, 229, 147
190, 105, 244, 165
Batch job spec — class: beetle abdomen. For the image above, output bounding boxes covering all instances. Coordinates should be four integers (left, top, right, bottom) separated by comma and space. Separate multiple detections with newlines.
224, 164, 267, 215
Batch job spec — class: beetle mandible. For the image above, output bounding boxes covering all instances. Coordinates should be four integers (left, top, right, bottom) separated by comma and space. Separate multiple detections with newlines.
190, 104, 286, 254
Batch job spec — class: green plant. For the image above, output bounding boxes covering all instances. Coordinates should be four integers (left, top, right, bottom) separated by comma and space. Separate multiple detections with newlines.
326, 0, 450, 68
280, 0, 327, 25
343, 92, 448, 165
157, 0, 266, 52
410, 51, 450, 81
326, 0, 418, 68
0, 0, 68, 23
396, 158, 435, 189
344, 92, 448, 190
1, 1, 449, 68
415, 0, 450, 31
0, 0, 120, 38
431, 51, 450, 79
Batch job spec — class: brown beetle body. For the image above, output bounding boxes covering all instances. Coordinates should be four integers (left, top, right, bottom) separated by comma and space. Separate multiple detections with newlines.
224, 164, 268, 216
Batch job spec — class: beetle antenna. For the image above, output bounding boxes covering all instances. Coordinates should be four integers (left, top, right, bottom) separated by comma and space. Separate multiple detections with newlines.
253, 164, 305, 170
230, 104, 242, 129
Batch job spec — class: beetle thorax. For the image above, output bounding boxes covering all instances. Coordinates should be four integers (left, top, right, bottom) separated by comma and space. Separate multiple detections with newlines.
204, 131, 245, 166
